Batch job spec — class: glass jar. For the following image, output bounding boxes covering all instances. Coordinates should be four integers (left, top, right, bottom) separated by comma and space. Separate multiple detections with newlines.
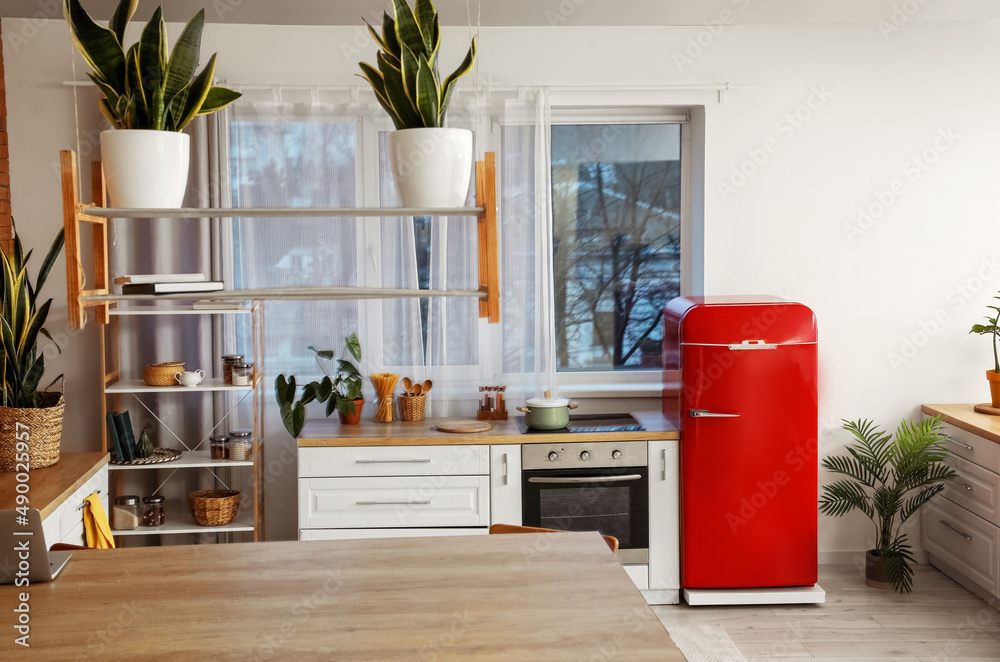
222, 354, 244, 385
141, 495, 165, 527
210, 434, 229, 460
229, 430, 253, 461
113, 495, 141, 531
232, 362, 253, 386
373, 394, 395, 423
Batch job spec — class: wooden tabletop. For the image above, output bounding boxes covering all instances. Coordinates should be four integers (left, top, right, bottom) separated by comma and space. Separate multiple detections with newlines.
0, 452, 109, 518
1, 531, 683, 660
298, 411, 679, 446
922, 404, 1000, 445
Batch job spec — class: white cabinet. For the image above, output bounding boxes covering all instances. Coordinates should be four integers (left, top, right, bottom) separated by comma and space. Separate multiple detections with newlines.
489, 444, 521, 526
644, 440, 680, 604
41, 464, 110, 547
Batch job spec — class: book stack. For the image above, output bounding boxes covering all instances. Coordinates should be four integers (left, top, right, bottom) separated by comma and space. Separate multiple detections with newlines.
115, 273, 224, 295
107, 411, 137, 462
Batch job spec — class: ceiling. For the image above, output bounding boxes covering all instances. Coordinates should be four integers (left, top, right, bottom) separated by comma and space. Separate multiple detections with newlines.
6, 0, 1000, 27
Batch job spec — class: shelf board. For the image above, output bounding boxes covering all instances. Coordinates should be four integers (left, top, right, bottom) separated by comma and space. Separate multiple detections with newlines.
82, 286, 486, 303
109, 304, 253, 316
109, 450, 254, 470
106, 378, 254, 393
85, 206, 485, 219
112, 502, 254, 536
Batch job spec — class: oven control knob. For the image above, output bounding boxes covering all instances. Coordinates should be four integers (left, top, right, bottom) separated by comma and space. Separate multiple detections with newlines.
612, 450, 622, 460
548, 451, 559, 461
580, 451, 591, 460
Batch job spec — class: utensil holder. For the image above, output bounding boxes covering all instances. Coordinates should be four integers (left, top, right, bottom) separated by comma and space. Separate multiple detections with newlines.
399, 395, 426, 422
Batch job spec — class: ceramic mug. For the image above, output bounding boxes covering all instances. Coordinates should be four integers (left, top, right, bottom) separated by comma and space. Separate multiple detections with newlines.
174, 369, 205, 387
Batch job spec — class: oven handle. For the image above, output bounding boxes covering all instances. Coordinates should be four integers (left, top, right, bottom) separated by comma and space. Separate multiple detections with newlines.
527, 474, 643, 484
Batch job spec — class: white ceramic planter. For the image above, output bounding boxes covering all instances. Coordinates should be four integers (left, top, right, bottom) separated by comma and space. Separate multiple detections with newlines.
100, 130, 190, 208
388, 128, 473, 208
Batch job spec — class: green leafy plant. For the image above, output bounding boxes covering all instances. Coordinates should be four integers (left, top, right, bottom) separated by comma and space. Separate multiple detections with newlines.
274, 335, 363, 437
1, 222, 66, 409
819, 417, 957, 593
64, 0, 241, 131
970, 292, 1000, 372
358, 0, 476, 129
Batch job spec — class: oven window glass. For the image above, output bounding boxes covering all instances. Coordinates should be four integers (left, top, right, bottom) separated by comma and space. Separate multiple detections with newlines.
539, 486, 632, 546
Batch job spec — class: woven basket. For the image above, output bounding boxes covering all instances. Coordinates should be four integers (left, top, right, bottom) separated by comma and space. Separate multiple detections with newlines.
398, 395, 426, 422
143, 361, 185, 386
0, 392, 65, 472
188, 489, 240, 526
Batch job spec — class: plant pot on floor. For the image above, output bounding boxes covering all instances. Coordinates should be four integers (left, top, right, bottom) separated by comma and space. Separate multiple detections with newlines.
338, 398, 365, 425
388, 128, 472, 208
865, 550, 893, 590
100, 130, 191, 208
987, 370, 1000, 408
0, 392, 65, 471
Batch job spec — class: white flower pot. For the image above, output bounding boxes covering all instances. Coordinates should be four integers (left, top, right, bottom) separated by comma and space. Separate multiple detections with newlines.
388, 128, 473, 208
100, 130, 190, 208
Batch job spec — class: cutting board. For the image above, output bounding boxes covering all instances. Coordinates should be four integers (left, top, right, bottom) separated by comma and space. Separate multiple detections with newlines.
436, 420, 492, 433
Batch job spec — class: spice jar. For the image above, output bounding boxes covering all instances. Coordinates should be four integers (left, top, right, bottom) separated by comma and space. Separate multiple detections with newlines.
232, 362, 253, 386
113, 495, 140, 531
229, 430, 253, 461
222, 354, 244, 385
141, 495, 165, 527
210, 434, 229, 460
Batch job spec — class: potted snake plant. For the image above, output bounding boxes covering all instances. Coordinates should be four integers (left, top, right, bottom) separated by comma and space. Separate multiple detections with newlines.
64, 0, 241, 208
969, 292, 1000, 408
358, 0, 477, 207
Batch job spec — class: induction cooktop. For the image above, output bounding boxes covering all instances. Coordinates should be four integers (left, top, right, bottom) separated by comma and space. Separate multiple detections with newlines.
515, 413, 645, 434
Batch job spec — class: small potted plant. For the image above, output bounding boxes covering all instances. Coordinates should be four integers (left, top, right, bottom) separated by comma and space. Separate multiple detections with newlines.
64, 0, 241, 208
970, 293, 1000, 408
819, 417, 956, 593
358, 0, 476, 207
274, 334, 365, 437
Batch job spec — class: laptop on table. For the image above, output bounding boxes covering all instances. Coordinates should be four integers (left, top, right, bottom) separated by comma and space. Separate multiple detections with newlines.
0, 508, 73, 584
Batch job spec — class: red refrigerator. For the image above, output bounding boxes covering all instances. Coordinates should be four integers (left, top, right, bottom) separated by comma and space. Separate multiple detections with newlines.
663, 296, 818, 589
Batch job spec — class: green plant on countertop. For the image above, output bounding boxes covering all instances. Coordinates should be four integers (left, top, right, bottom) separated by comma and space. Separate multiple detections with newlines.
970, 292, 1000, 372
274, 334, 363, 437
0, 220, 66, 409
819, 416, 956, 594
357, 0, 476, 129
63, 0, 241, 131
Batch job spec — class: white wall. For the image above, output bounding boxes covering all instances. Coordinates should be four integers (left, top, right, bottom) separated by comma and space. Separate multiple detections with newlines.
6, 16, 999, 555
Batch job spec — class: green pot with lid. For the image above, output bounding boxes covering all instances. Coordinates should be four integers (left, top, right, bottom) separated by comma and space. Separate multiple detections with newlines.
516, 392, 579, 430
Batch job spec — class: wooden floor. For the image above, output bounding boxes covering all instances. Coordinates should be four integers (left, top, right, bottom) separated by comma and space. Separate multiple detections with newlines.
653, 564, 1000, 661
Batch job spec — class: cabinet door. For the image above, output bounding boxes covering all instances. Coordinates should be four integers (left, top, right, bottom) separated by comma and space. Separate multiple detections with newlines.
490, 445, 522, 526
299, 445, 489, 478
923, 496, 1000, 598
648, 440, 679, 591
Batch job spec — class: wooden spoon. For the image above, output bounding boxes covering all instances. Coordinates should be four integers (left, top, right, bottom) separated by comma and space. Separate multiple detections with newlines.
401, 377, 412, 396
411, 383, 422, 396
421, 379, 433, 394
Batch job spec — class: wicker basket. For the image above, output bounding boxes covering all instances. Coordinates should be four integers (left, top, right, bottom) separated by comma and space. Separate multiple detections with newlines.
398, 394, 426, 422
188, 489, 240, 526
0, 392, 65, 472
143, 361, 185, 386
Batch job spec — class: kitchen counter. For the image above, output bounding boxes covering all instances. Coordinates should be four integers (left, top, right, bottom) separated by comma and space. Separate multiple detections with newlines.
921, 404, 1000, 445
298, 411, 679, 446
0, 452, 109, 517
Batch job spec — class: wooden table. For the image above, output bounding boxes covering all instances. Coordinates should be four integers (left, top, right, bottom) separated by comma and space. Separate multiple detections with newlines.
1, 531, 683, 660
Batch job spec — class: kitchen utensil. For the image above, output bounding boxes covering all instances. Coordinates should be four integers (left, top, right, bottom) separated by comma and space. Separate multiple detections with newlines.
402, 377, 413, 395
398, 395, 426, 421
421, 379, 433, 394
412, 383, 422, 396
436, 420, 492, 433
516, 392, 579, 430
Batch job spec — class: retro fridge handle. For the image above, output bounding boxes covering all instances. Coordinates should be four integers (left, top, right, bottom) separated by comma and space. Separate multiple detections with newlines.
689, 409, 740, 418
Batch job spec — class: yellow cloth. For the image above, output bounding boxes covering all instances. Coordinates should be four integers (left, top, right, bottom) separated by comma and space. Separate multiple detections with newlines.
82, 493, 115, 549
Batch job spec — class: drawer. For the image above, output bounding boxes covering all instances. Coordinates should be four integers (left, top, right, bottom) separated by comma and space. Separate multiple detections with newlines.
299, 475, 490, 529
299, 445, 490, 478
944, 455, 1000, 525
936, 421, 1000, 473
923, 497, 1000, 596
41, 465, 109, 547
299, 528, 488, 541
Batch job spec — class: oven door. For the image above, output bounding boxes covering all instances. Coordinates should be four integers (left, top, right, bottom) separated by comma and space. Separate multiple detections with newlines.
522, 467, 649, 564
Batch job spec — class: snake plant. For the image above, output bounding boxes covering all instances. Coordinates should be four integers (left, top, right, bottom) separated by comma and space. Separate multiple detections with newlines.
358, 0, 477, 129
64, 0, 241, 131
1, 221, 66, 409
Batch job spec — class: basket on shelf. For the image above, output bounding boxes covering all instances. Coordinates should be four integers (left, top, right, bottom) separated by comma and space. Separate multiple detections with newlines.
143, 361, 185, 386
188, 489, 240, 526
398, 394, 426, 422
0, 391, 65, 472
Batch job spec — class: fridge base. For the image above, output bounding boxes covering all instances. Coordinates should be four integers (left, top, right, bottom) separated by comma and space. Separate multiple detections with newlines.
683, 584, 825, 606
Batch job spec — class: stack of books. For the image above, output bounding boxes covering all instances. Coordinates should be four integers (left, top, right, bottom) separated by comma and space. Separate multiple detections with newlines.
107, 411, 137, 462
114, 273, 224, 295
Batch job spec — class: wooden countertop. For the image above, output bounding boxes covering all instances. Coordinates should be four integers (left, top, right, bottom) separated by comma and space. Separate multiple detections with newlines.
299, 411, 678, 447
1, 531, 683, 660
922, 404, 1000, 445
0, 452, 109, 518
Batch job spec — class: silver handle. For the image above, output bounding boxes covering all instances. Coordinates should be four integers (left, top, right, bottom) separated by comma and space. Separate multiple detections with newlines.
939, 519, 972, 541
502, 453, 509, 486
528, 474, 643, 484
943, 437, 974, 451
959, 482, 974, 492
689, 409, 740, 418
661, 448, 667, 482
355, 458, 432, 464
356, 500, 431, 506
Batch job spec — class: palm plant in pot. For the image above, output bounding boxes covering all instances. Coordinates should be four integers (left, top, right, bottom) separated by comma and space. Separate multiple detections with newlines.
64, 0, 241, 208
819, 417, 956, 593
0, 223, 67, 472
969, 292, 1000, 408
358, 0, 477, 208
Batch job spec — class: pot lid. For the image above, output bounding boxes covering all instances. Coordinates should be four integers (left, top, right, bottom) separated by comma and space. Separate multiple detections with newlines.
525, 396, 570, 408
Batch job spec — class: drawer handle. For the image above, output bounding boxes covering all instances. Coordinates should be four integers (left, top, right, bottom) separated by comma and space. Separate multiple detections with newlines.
959, 482, 974, 492
356, 500, 431, 506
355, 459, 432, 464
939, 519, 973, 541
943, 437, 974, 451
502, 453, 509, 486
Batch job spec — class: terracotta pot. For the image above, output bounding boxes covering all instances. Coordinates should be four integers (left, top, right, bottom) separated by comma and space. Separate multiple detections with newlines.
338, 398, 365, 425
865, 550, 893, 590
987, 370, 1000, 408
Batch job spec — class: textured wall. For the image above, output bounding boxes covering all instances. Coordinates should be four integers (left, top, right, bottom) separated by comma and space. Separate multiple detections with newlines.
0, 21, 11, 255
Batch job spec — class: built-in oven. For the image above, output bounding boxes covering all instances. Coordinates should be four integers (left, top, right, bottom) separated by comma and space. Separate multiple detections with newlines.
521, 440, 649, 564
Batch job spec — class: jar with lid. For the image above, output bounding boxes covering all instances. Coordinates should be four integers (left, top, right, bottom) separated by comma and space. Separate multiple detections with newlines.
141, 495, 165, 527
232, 362, 253, 387
113, 495, 141, 531
222, 354, 244, 384
229, 430, 253, 461
210, 434, 229, 460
